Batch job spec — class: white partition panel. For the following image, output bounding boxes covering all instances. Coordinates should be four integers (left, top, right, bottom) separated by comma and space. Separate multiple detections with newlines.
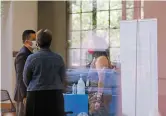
120, 20, 137, 116
136, 19, 158, 116
120, 19, 158, 116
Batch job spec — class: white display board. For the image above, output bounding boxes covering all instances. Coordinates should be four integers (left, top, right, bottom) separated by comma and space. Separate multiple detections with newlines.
120, 19, 158, 116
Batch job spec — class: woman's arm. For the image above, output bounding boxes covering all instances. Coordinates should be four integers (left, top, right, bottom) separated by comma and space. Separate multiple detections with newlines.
95, 56, 109, 97
23, 56, 33, 87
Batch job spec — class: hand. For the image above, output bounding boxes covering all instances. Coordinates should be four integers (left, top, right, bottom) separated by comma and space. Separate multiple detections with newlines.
94, 102, 101, 110
23, 98, 26, 105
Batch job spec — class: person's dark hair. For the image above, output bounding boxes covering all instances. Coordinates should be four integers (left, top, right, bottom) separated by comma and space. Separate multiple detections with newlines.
86, 49, 110, 68
37, 29, 52, 48
22, 30, 35, 43
92, 50, 109, 59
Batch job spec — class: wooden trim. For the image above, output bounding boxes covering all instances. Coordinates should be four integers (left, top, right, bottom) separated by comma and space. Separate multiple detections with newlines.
159, 78, 166, 80
66, 1, 69, 67
134, 0, 141, 19
122, 0, 126, 20
1, 103, 13, 108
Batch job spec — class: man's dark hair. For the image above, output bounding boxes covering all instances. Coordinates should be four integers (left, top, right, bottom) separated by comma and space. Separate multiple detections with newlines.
22, 30, 35, 43
37, 29, 52, 48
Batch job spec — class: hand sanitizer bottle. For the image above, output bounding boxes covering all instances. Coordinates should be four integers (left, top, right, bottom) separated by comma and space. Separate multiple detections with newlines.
77, 75, 85, 94
72, 84, 76, 94
74, 84, 77, 94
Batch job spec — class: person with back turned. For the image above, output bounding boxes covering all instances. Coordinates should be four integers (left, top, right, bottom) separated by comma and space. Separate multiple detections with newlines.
14, 30, 36, 116
23, 29, 66, 116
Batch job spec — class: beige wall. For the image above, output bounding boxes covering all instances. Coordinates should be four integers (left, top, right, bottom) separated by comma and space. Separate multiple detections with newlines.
1, 1, 13, 99
38, 1, 67, 63
1, 1, 38, 100
12, 1, 38, 51
144, 1, 166, 116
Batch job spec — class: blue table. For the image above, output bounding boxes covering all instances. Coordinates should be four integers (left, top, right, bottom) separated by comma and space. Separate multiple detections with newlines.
64, 94, 88, 116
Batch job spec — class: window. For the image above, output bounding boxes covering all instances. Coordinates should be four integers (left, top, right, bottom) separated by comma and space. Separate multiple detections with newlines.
67, 0, 144, 67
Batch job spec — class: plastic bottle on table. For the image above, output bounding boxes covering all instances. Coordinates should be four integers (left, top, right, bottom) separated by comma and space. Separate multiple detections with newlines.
77, 75, 85, 94
86, 78, 89, 87
72, 83, 76, 94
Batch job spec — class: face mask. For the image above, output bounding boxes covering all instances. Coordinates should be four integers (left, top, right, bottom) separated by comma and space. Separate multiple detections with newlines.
31, 41, 37, 49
